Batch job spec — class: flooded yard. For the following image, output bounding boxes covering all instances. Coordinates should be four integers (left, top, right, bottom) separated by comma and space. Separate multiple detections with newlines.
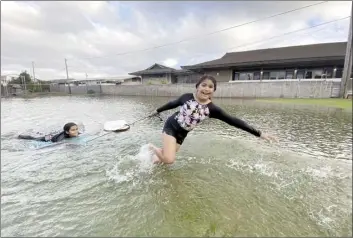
1, 95, 352, 236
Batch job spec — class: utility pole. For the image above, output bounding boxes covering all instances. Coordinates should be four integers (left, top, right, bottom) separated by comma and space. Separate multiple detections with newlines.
32, 61, 42, 92
85, 73, 88, 93
340, 2, 353, 98
65, 58, 72, 94
21, 75, 27, 94
32, 61, 36, 82
65, 58, 69, 80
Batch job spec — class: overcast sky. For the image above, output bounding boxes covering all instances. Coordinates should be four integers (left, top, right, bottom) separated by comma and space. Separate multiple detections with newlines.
1, 1, 351, 80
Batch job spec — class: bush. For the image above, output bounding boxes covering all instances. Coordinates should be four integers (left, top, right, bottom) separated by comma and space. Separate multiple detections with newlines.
27, 83, 41, 93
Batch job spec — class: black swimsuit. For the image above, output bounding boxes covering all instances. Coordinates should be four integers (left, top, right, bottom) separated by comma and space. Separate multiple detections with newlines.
18, 131, 71, 143
156, 93, 262, 145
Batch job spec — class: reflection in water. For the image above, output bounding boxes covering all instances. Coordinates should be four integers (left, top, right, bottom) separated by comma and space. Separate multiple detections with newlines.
1, 96, 352, 237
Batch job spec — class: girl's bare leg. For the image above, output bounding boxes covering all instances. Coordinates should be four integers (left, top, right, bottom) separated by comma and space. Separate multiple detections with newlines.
149, 133, 180, 164
148, 144, 163, 164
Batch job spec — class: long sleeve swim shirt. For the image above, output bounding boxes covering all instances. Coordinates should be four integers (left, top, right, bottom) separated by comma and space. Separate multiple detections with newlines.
156, 93, 262, 137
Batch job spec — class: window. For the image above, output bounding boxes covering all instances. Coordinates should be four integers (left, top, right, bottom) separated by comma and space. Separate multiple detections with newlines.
305, 70, 312, 79
239, 73, 248, 80
285, 70, 294, 79
262, 72, 270, 79
269, 71, 277, 80
323, 68, 333, 79
312, 69, 324, 79
233, 73, 239, 81
296, 70, 305, 79
335, 68, 343, 78
253, 72, 261, 80
236, 72, 254, 80
278, 71, 286, 79
246, 73, 253, 80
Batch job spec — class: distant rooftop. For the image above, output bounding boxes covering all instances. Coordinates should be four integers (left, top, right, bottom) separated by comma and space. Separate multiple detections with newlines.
182, 41, 347, 70
129, 63, 193, 75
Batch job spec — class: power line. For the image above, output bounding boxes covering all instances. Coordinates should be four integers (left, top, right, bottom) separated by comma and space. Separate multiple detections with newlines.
185, 16, 350, 66
68, 1, 328, 61
0, 56, 68, 70
2, 2, 343, 78
1, 1, 330, 77
181, 16, 350, 62
63, 16, 350, 74
227, 16, 350, 52
24, 15, 351, 81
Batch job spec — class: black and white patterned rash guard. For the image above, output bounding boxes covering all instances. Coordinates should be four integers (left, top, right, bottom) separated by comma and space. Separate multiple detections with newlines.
156, 93, 262, 137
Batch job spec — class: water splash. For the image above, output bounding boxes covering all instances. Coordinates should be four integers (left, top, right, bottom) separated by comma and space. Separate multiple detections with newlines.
106, 144, 156, 184
134, 144, 156, 170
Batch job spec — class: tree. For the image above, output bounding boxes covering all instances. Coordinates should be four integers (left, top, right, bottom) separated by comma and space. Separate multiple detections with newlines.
10, 71, 32, 84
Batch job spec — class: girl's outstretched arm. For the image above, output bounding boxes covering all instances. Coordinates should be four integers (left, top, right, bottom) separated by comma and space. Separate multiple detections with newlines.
210, 104, 278, 142
153, 93, 191, 114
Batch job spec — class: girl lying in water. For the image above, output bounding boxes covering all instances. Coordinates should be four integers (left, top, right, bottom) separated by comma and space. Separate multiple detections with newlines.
148, 75, 278, 164
18, 122, 80, 143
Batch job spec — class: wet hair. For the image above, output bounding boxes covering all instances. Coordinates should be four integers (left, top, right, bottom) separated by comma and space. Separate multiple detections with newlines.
47, 122, 78, 142
195, 75, 217, 92
63, 122, 77, 134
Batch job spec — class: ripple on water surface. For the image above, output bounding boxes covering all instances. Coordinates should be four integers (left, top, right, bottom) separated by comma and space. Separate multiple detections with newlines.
1, 96, 352, 237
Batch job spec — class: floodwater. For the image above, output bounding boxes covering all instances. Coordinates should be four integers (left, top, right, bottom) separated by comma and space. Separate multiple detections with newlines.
1, 95, 352, 237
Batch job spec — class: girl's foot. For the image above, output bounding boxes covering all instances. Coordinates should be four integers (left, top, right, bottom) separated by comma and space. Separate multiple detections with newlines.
148, 143, 157, 151
152, 155, 161, 164
148, 143, 162, 164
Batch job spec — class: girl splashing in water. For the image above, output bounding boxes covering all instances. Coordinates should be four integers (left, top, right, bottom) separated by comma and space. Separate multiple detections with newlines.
18, 122, 80, 143
148, 75, 278, 164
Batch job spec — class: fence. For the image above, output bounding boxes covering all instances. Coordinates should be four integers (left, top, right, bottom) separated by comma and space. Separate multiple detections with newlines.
1, 78, 352, 99
1, 83, 51, 97
100, 78, 351, 98
49, 84, 102, 94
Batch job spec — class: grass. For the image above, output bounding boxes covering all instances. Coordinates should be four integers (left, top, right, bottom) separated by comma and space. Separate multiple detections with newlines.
257, 98, 352, 110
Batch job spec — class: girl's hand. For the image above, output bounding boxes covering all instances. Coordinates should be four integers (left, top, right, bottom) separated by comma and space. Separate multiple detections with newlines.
260, 133, 279, 143
148, 110, 159, 118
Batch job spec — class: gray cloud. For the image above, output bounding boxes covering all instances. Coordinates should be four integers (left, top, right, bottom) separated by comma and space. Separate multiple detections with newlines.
1, 1, 351, 80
